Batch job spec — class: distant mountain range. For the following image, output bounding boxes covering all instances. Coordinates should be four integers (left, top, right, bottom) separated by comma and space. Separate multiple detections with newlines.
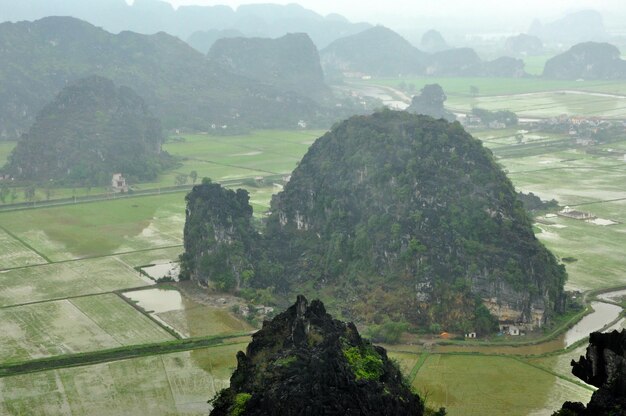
0, 0, 370, 49
529, 10, 608, 45
0, 16, 348, 140
320, 26, 526, 78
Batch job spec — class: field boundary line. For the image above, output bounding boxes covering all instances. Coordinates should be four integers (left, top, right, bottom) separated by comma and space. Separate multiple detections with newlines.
0, 244, 183, 273
408, 352, 429, 384
0, 286, 153, 310
0, 333, 250, 378
115, 290, 183, 340
0, 224, 52, 263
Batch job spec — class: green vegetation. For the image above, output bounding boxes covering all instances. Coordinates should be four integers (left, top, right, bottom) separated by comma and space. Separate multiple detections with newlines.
5, 76, 173, 186
343, 345, 384, 381
229, 393, 251, 416
0, 17, 339, 141
182, 111, 566, 331
0, 193, 184, 260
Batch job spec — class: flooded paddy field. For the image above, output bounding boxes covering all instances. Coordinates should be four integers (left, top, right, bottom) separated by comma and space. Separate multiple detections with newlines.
0, 294, 173, 363
0, 342, 246, 416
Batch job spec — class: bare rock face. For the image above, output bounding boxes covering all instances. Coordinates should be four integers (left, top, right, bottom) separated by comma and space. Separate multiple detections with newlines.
209, 295, 424, 416
554, 330, 626, 415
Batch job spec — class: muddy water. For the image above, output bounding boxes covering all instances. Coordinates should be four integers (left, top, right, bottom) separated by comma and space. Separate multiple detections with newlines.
140, 262, 180, 281
124, 288, 183, 313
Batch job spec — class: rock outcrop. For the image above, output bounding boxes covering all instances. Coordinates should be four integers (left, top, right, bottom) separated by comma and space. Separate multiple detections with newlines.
554, 330, 626, 415
543, 42, 626, 80
209, 295, 424, 416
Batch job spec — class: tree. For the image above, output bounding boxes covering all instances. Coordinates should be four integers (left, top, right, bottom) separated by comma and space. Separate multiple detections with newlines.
0, 185, 9, 204
24, 186, 36, 202
175, 173, 189, 186
469, 85, 479, 97
10, 189, 18, 203
189, 170, 198, 184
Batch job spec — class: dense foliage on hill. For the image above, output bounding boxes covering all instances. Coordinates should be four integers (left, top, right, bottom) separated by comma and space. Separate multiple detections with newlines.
209, 295, 424, 416
471, 108, 518, 127
208, 33, 330, 100
180, 178, 258, 291
3, 76, 171, 185
0, 16, 341, 140
182, 111, 566, 333
321, 26, 526, 78
543, 42, 626, 80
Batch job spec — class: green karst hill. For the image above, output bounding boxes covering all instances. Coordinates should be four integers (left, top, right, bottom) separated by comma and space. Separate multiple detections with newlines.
182, 110, 566, 333
4, 76, 171, 185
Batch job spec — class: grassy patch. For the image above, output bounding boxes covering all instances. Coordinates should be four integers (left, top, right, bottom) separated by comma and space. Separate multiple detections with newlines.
0, 193, 185, 260
413, 354, 591, 416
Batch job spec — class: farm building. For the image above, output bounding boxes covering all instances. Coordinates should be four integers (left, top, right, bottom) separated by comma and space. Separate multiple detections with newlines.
111, 173, 128, 192
558, 206, 595, 220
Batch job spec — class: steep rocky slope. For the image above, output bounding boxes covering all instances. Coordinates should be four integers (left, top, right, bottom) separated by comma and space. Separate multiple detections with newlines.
209, 295, 424, 416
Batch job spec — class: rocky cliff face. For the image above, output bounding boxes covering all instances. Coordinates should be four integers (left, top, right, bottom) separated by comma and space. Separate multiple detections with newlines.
209, 295, 424, 416
180, 180, 257, 291
554, 330, 626, 415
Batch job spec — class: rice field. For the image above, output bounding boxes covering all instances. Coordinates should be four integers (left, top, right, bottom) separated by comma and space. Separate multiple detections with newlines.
412, 354, 592, 416
0, 256, 150, 307
0, 194, 185, 261
0, 228, 47, 269
0, 342, 246, 416
0, 294, 173, 364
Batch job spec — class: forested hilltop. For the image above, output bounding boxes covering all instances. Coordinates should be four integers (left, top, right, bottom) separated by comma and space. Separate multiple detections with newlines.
182, 111, 567, 334
4, 76, 172, 185
0, 16, 343, 140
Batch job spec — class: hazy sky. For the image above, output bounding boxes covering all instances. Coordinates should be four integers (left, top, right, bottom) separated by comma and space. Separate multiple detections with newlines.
157, 0, 626, 30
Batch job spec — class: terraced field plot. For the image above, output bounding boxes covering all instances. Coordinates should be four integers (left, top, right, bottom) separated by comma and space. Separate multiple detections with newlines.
0, 294, 173, 363
451, 91, 626, 119
0, 228, 47, 269
0, 342, 245, 416
0, 256, 150, 307
0, 194, 185, 261
123, 288, 252, 338
412, 354, 592, 416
